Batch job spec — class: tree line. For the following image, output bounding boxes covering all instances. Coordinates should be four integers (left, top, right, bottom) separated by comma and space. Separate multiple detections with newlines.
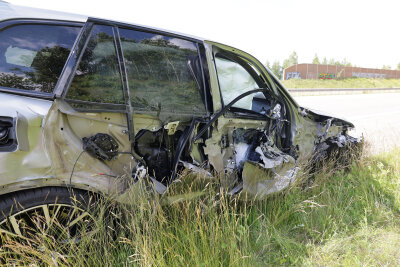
266, 51, 400, 80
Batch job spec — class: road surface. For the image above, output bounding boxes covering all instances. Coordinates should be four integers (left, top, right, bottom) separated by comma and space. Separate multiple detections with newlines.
294, 92, 400, 154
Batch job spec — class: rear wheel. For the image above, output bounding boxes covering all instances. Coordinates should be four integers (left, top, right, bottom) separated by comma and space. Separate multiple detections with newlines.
0, 187, 96, 244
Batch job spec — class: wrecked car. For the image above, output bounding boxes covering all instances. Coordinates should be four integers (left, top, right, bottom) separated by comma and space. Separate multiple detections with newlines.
0, 2, 360, 237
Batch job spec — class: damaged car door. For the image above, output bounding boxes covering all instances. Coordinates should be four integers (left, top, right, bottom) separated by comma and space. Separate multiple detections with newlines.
117, 26, 210, 191
202, 45, 298, 199
52, 22, 134, 193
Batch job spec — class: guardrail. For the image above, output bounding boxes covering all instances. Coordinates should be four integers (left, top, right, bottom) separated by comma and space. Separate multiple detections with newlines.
288, 87, 400, 92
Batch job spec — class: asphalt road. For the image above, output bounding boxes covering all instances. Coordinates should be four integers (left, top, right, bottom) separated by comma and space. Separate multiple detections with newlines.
294, 92, 400, 154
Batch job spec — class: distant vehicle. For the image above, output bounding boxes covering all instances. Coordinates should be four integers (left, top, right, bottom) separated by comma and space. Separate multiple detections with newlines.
0, 2, 360, 239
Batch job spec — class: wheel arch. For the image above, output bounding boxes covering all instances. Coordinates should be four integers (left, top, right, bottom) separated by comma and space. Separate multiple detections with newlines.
0, 178, 108, 199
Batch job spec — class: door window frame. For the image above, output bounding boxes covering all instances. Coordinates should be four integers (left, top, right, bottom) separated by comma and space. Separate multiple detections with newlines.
57, 18, 212, 156
117, 26, 210, 117
58, 18, 211, 115
212, 46, 277, 119
61, 22, 127, 113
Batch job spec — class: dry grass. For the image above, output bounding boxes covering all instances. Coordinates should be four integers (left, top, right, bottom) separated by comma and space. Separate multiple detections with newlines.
1, 145, 400, 266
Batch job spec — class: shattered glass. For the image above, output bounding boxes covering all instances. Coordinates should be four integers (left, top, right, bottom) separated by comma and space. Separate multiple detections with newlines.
67, 25, 124, 105
119, 29, 206, 120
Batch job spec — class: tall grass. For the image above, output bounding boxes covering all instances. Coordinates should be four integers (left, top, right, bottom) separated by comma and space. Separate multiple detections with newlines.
2, 147, 400, 266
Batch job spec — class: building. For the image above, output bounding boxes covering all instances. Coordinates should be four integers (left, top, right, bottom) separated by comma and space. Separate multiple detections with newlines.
283, 64, 400, 80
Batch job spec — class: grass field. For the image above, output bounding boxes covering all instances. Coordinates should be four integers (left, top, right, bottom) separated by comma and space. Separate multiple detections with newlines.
2, 147, 400, 266
282, 77, 400, 89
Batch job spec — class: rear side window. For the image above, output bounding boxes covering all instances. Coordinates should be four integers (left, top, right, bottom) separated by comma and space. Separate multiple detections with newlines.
0, 24, 80, 93
119, 28, 206, 118
66, 25, 124, 106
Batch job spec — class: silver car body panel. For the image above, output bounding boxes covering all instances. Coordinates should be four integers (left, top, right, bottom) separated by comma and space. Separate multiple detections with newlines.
0, 2, 86, 22
0, 93, 54, 191
0, 2, 206, 42
0, 93, 133, 195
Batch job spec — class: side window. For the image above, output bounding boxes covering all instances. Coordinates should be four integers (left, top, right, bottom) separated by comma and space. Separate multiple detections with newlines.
118, 28, 206, 118
215, 55, 261, 111
66, 25, 124, 106
0, 24, 80, 93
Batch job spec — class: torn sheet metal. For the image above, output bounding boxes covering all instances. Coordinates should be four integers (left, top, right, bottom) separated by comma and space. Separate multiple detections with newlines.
313, 133, 361, 162
241, 142, 297, 198
242, 162, 298, 199
179, 161, 213, 178
164, 121, 180, 135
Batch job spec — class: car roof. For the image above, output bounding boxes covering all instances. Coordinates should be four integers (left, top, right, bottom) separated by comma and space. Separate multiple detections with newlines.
0, 1, 87, 22
0, 1, 206, 42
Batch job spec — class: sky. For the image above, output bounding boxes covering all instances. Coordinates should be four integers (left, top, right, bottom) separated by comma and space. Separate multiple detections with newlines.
7, 0, 400, 69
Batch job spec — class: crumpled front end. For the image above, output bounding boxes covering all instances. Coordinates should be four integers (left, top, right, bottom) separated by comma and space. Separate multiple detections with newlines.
202, 106, 362, 200
241, 143, 298, 199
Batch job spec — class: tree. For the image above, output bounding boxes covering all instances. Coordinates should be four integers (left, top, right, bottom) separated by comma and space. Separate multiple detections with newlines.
29, 46, 71, 92
382, 65, 392, 70
282, 51, 298, 70
288, 51, 298, 66
0, 73, 35, 90
397, 63, 400, 70
0, 45, 71, 93
282, 59, 290, 70
312, 55, 352, 66
265, 61, 271, 69
271, 61, 282, 80
342, 58, 352, 67
312, 54, 320, 64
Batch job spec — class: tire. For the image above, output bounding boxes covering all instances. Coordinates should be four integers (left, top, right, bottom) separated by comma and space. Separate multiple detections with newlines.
0, 186, 96, 241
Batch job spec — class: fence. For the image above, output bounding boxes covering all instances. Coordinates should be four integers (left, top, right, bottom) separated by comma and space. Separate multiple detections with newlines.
283, 64, 400, 80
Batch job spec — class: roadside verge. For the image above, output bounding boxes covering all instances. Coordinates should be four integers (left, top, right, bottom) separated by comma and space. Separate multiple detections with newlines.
288, 87, 400, 96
